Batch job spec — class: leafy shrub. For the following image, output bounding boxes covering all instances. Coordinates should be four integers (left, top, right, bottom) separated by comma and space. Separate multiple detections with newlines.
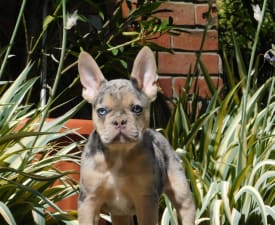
165, 75, 274, 224
218, 0, 275, 63
161, 1, 275, 223
0, 63, 85, 224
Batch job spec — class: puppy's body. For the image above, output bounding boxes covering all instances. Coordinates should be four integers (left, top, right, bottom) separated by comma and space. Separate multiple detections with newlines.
78, 47, 195, 225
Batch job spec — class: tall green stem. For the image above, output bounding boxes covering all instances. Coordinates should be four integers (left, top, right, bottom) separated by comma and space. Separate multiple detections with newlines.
51, 0, 67, 100
28, 0, 67, 157
193, 1, 213, 76
238, 0, 268, 174
0, 0, 27, 80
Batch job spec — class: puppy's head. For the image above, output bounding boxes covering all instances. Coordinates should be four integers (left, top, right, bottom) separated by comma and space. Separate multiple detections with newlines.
78, 47, 158, 148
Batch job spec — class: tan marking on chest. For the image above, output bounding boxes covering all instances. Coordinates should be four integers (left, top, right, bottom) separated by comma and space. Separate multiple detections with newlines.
81, 149, 155, 215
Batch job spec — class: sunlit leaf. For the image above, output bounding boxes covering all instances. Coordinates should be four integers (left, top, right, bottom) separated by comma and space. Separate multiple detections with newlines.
0, 201, 17, 225
235, 185, 268, 225
43, 15, 55, 30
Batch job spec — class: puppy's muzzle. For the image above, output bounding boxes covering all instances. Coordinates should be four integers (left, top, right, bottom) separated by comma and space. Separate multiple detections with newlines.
112, 119, 127, 130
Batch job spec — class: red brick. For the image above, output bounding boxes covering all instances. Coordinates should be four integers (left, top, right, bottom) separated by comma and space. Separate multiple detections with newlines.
158, 52, 196, 74
157, 2, 195, 25
200, 53, 221, 74
172, 30, 218, 51
195, 4, 218, 26
149, 33, 171, 49
158, 77, 173, 97
173, 77, 223, 98
158, 52, 220, 75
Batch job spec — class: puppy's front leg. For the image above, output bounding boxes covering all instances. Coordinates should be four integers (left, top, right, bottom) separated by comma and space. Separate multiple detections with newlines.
165, 165, 195, 225
134, 195, 159, 225
78, 197, 101, 225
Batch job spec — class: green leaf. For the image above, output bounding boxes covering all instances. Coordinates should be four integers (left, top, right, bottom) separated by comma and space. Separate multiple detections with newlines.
264, 205, 275, 221
32, 207, 45, 225
0, 175, 63, 213
249, 160, 275, 185
231, 208, 241, 225
221, 181, 232, 223
197, 182, 219, 218
0, 132, 57, 146
210, 199, 222, 225
232, 33, 247, 85
160, 207, 172, 225
120, 59, 128, 69
231, 166, 251, 200
235, 185, 268, 225
181, 154, 201, 208
163, 195, 178, 225
0, 62, 33, 105
43, 15, 55, 30
255, 171, 275, 191
213, 81, 241, 155
183, 108, 218, 147
222, 49, 239, 104
0, 201, 17, 225
199, 58, 221, 102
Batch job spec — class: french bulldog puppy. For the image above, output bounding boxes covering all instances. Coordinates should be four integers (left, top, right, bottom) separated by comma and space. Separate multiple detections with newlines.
77, 46, 195, 225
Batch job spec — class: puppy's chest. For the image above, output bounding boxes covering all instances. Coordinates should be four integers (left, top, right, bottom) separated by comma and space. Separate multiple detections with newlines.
84, 151, 154, 214
97, 152, 154, 190
101, 169, 134, 215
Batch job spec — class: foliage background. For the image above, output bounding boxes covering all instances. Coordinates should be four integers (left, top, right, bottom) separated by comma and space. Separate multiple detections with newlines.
217, 0, 274, 90
0, 0, 274, 225
217, 0, 275, 59
0, 0, 173, 124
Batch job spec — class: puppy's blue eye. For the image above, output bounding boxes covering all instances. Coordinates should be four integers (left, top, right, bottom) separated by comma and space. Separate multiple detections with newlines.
131, 105, 143, 114
97, 108, 108, 117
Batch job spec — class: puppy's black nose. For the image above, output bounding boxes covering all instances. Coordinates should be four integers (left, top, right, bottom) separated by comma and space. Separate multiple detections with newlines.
112, 119, 127, 129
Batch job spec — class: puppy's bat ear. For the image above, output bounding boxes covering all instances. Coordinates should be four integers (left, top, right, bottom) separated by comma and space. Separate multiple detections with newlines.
131, 46, 158, 101
78, 51, 106, 103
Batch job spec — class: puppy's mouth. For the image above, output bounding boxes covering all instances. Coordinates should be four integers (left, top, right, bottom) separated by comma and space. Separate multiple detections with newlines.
111, 130, 139, 144
100, 129, 140, 145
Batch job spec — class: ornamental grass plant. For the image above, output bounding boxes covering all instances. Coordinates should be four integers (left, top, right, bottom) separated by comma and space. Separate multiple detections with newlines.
163, 73, 274, 225
0, 63, 85, 224
0, 1, 181, 224
161, 1, 274, 224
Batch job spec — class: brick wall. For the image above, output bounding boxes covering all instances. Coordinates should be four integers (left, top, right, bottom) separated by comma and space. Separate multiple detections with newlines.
151, 0, 223, 98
